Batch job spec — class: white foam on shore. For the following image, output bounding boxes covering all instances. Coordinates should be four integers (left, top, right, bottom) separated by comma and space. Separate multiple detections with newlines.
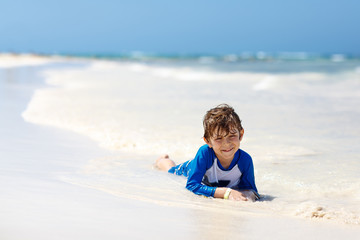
21, 58, 360, 225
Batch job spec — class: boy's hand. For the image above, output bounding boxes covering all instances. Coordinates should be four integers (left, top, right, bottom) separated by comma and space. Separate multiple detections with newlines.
214, 188, 256, 201
228, 190, 248, 201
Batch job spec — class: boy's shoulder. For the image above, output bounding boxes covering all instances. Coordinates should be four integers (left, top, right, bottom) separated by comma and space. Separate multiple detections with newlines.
198, 144, 215, 156
239, 148, 252, 160
198, 144, 211, 151
237, 149, 254, 171
196, 144, 215, 161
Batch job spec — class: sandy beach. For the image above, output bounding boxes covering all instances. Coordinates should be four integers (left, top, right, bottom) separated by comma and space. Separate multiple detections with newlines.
1, 54, 359, 239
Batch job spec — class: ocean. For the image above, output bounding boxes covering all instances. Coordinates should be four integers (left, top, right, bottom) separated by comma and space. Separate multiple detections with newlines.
2, 53, 359, 238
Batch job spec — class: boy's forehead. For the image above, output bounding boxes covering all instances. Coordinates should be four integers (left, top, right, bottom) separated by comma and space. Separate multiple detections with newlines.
212, 127, 238, 137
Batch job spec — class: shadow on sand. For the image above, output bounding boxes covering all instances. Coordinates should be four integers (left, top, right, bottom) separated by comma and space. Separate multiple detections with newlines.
258, 194, 276, 202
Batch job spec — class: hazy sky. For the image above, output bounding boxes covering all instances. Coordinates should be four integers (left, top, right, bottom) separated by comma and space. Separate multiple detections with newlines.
1, 0, 359, 55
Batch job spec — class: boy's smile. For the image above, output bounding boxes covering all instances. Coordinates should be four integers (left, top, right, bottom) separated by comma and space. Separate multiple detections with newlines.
205, 128, 244, 168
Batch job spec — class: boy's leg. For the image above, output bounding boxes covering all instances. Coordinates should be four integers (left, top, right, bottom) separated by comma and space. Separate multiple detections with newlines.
155, 155, 176, 172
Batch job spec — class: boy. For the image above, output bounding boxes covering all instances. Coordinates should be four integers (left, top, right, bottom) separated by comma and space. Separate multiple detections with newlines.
156, 104, 260, 201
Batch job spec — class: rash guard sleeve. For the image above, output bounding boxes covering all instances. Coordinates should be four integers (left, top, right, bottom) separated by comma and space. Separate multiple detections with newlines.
237, 150, 258, 193
185, 145, 217, 197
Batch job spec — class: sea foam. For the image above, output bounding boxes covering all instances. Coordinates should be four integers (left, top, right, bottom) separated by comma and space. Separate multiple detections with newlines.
22, 57, 360, 225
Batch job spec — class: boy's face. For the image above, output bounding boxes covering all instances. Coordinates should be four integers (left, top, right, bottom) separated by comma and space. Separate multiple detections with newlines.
204, 128, 244, 165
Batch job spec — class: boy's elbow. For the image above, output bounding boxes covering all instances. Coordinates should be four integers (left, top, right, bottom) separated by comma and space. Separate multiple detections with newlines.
186, 182, 197, 192
186, 182, 214, 197
186, 182, 203, 195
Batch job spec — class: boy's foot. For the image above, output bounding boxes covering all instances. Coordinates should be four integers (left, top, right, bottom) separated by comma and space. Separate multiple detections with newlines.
155, 154, 176, 171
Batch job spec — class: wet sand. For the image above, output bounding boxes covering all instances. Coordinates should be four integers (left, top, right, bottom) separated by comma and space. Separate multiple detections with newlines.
1, 54, 359, 240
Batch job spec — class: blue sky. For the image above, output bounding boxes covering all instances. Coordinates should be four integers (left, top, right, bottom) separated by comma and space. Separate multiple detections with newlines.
1, 0, 359, 55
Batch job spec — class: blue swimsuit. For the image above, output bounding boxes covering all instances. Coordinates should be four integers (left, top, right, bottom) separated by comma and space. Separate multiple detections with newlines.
169, 145, 258, 198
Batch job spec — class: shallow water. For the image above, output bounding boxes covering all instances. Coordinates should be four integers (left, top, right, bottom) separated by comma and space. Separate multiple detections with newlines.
21, 57, 360, 225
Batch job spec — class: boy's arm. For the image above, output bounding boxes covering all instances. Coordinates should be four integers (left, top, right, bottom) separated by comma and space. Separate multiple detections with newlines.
238, 151, 258, 193
214, 187, 249, 201
185, 146, 258, 200
185, 146, 217, 197
186, 159, 248, 199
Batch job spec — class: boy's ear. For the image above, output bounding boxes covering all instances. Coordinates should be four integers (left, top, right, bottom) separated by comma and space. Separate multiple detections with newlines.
239, 129, 244, 141
203, 137, 212, 148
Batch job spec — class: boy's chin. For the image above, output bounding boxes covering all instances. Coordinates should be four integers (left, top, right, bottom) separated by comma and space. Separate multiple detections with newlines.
219, 153, 236, 162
